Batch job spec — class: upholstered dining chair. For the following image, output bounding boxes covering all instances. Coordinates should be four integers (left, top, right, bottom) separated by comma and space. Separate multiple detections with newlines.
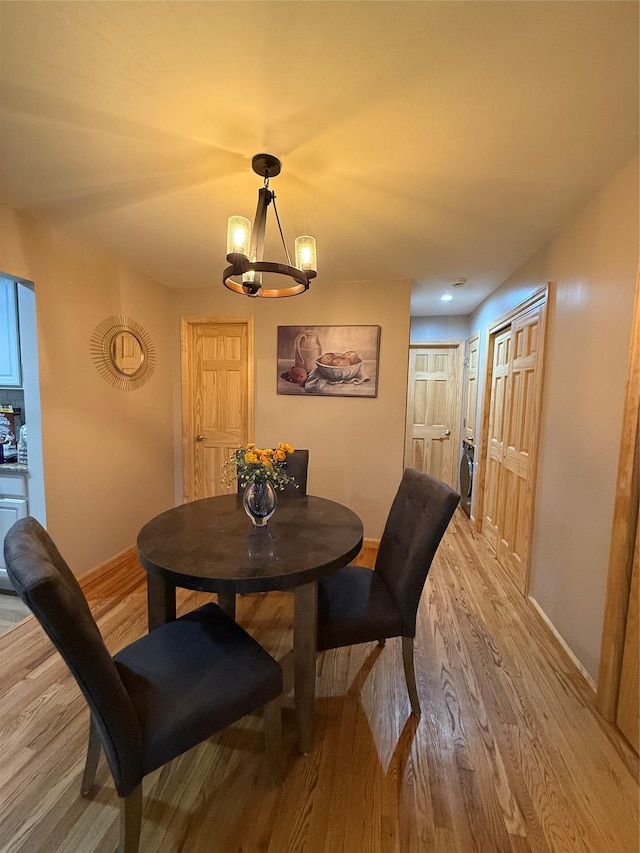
237, 448, 309, 497
4, 516, 283, 853
316, 468, 459, 715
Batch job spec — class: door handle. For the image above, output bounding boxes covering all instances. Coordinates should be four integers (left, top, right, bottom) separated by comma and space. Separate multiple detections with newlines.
195, 434, 205, 442
440, 430, 451, 437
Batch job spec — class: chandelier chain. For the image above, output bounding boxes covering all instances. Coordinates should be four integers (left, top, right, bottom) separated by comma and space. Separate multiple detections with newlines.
272, 194, 292, 267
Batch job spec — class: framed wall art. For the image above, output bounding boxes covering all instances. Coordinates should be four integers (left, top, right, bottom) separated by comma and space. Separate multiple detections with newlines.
277, 325, 381, 397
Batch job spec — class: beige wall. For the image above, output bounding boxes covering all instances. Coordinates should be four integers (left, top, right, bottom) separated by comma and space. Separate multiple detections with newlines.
410, 314, 470, 342
0, 204, 175, 573
470, 155, 639, 680
171, 279, 412, 538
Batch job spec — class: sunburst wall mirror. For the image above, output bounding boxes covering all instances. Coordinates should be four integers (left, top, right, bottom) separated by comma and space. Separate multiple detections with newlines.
90, 315, 156, 391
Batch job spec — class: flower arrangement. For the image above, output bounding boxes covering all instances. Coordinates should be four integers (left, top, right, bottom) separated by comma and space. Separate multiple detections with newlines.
224, 442, 298, 491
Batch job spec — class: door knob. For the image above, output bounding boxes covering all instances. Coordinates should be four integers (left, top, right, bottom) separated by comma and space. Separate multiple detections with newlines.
440, 430, 451, 437
195, 434, 205, 442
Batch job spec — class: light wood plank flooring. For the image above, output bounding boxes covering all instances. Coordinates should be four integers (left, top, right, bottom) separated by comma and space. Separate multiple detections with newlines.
0, 591, 28, 637
0, 511, 637, 852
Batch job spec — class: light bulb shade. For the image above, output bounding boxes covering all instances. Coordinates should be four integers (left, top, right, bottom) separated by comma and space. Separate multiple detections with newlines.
227, 216, 251, 257
294, 236, 317, 274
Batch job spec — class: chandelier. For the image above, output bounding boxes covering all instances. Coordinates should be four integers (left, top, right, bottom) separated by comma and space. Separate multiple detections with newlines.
224, 153, 317, 297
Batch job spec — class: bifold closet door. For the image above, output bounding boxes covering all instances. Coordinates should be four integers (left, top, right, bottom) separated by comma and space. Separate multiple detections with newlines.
496, 304, 545, 590
483, 329, 511, 552
482, 298, 546, 594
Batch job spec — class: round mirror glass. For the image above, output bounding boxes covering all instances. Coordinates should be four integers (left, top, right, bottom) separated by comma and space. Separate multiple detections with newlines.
91, 315, 156, 391
111, 331, 144, 376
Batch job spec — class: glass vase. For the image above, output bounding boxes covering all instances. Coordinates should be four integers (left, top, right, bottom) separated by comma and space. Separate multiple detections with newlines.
243, 481, 277, 527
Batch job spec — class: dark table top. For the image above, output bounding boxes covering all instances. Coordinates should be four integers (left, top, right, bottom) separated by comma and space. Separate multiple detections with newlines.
137, 493, 364, 594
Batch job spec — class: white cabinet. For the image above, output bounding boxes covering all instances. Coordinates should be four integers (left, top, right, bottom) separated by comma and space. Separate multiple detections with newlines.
0, 474, 28, 584
0, 279, 21, 387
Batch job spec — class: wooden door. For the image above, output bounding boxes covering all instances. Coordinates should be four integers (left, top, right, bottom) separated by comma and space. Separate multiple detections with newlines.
404, 344, 463, 489
181, 318, 254, 502
483, 328, 511, 552
497, 305, 545, 587
598, 273, 639, 753
616, 510, 639, 752
463, 334, 479, 445
481, 292, 547, 594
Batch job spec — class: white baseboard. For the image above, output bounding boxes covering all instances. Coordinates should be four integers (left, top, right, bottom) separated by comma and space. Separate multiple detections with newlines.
527, 594, 597, 695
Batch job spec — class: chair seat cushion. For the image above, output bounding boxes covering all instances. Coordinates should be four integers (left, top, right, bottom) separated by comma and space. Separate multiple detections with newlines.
317, 566, 403, 652
114, 603, 282, 775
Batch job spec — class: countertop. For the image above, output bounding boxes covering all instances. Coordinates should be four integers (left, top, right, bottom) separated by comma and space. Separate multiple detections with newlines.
0, 463, 28, 474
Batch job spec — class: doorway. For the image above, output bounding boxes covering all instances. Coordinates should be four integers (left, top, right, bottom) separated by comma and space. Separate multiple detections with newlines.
181, 317, 254, 502
477, 287, 549, 594
404, 342, 464, 489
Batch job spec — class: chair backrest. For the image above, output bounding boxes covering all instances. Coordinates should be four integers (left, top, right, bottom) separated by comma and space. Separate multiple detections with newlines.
281, 448, 309, 497
375, 469, 459, 636
237, 449, 309, 497
3, 516, 142, 796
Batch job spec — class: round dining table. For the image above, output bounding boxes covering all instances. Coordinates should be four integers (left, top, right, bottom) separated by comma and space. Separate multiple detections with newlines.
137, 493, 364, 753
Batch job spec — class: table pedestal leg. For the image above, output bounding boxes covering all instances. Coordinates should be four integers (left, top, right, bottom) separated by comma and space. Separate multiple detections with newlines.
217, 589, 236, 620
294, 581, 318, 754
147, 575, 176, 631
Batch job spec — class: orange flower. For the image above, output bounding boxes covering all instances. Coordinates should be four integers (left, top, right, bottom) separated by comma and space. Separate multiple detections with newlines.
223, 441, 297, 491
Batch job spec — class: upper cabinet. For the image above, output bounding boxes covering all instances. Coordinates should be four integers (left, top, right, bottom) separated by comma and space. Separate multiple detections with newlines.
0, 279, 21, 386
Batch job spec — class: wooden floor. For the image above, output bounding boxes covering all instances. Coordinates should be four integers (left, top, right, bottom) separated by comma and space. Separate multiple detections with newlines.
0, 591, 28, 638
0, 510, 637, 852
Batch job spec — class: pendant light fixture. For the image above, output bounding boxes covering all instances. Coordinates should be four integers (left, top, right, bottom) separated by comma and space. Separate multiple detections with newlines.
224, 153, 317, 297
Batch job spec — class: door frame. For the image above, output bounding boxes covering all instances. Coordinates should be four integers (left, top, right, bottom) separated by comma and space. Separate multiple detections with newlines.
180, 316, 255, 503
597, 273, 640, 723
404, 340, 465, 490
474, 285, 550, 593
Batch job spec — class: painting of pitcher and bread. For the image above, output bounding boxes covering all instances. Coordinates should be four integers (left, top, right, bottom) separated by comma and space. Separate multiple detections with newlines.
277, 326, 380, 397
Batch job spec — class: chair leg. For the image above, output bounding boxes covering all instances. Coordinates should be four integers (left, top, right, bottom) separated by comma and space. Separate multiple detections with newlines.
263, 697, 283, 786
81, 715, 102, 796
402, 636, 421, 716
119, 785, 142, 853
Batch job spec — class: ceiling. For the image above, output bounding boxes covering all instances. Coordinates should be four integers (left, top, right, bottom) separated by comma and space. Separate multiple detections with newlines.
0, 2, 637, 316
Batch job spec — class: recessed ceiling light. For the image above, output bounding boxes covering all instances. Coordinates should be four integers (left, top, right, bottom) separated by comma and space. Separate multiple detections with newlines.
441, 293, 453, 302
